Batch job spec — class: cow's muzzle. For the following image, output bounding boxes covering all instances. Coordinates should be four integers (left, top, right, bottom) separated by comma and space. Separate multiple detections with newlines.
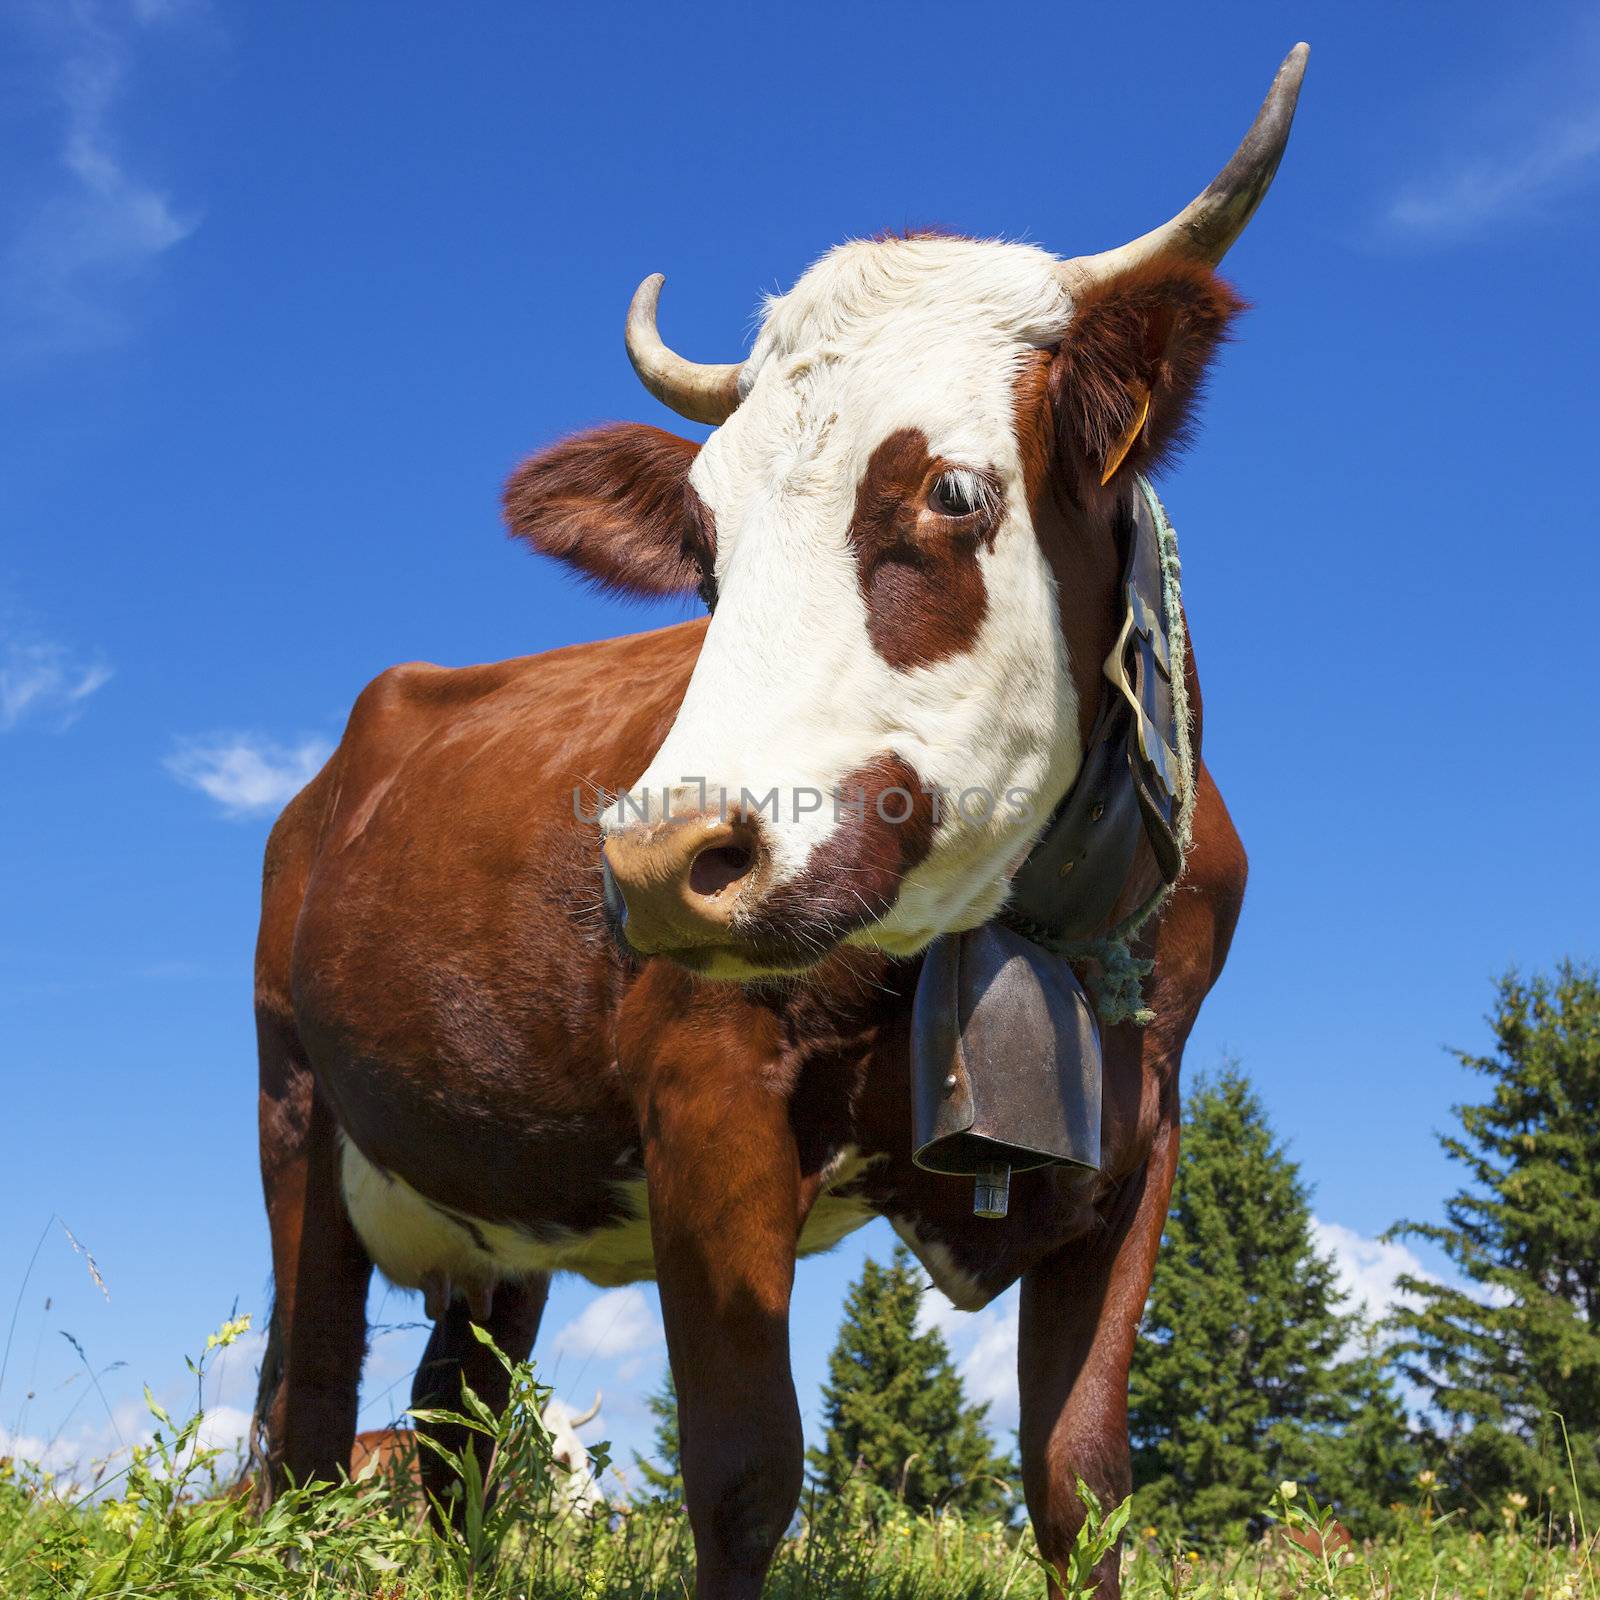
601, 810, 764, 960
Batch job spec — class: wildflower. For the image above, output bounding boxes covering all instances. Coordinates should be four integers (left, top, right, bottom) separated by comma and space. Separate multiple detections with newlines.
102, 1498, 140, 1539
1141, 1525, 1159, 1540
1505, 1491, 1528, 1511
1416, 1469, 1437, 1490
1278, 1479, 1298, 1501
206, 1313, 253, 1351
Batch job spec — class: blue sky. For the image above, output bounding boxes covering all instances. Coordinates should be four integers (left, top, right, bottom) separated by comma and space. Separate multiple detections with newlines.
3, 0, 1598, 1488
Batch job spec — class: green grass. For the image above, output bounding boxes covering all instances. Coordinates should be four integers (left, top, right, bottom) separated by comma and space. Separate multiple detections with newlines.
2, 1321, 1596, 1599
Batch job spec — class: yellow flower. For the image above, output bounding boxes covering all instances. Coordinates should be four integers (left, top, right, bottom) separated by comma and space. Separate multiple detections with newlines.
1416, 1469, 1438, 1490
206, 1313, 253, 1351
1505, 1491, 1528, 1511
1278, 1479, 1298, 1501
1141, 1525, 1159, 1540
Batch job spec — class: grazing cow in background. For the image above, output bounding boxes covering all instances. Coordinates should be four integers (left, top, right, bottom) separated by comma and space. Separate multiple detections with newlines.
250, 46, 1308, 1598
542, 1394, 607, 1518
346, 1391, 604, 1517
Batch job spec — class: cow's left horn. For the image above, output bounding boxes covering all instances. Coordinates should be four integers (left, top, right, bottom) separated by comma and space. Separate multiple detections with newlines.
571, 1391, 602, 1428
625, 274, 744, 426
1057, 42, 1309, 294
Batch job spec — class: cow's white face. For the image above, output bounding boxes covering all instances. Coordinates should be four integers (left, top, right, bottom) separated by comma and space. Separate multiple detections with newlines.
507, 232, 1243, 979
629, 239, 1080, 969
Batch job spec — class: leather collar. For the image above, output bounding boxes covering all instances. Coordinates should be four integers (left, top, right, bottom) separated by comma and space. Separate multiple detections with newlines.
1000, 480, 1185, 950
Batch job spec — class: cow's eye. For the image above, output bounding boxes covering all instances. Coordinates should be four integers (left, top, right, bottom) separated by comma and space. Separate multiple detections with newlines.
928, 471, 985, 518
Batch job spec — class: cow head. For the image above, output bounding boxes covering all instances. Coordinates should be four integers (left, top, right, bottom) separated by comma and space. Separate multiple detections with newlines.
508, 47, 1306, 980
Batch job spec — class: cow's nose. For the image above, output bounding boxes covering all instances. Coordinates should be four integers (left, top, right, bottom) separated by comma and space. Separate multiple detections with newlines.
601, 811, 761, 954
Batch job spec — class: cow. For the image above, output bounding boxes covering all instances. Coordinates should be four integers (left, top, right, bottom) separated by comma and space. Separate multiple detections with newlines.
345, 1393, 606, 1518
249, 46, 1306, 1598
542, 1393, 608, 1519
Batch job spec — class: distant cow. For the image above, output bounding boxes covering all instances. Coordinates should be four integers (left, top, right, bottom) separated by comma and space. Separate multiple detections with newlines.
347, 1390, 604, 1517
541, 1394, 607, 1518
250, 45, 1307, 1599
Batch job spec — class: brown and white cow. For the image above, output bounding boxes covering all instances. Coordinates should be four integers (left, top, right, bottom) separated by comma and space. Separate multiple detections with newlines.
250, 47, 1306, 1597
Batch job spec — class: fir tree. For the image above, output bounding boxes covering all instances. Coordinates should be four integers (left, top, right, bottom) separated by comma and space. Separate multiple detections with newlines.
1130, 1068, 1416, 1541
1387, 963, 1600, 1521
810, 1243, 1014, 1518
630, 1367, 681, 1501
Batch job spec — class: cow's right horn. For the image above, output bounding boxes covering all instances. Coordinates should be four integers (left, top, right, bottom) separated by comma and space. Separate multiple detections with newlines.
1056, 42, 1309, 295
625, 275, 744, 426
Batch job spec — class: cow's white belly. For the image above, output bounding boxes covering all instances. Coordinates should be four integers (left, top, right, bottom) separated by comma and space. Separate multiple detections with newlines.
340, 1138, 878, 1296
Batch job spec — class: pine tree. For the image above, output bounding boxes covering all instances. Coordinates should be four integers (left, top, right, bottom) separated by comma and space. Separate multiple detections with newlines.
809, 1243, 1014, 1518
630, 1367, 682, 1501
1130, 1068, 1416, 1541
1304, 1326, 1421, 1529
1387, 963, 1600, 1522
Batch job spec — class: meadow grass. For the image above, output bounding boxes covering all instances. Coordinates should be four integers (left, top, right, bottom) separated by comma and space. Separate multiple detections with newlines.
2, 1319, 1596, 1599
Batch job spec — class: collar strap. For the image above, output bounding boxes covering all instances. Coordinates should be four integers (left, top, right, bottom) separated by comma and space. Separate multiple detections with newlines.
1000, 479, 1189, 952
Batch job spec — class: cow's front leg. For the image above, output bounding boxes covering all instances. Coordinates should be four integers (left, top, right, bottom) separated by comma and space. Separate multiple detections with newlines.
627, 985, 807, 1600
1018, 1121, 1178, 1599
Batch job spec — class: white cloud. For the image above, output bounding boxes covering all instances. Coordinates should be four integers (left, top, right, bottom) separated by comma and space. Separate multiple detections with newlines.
166, 734, 332, 817
548, 1288, 663, 1364
905, 1219, 1442, 1442
1387, 107, 1600, 239
916, 1281, 1021, 1436
0, 637, 112, 730
1311, 1217, 1437, 1330
4, 1, 200, 357
0, 1423, 93, 1479
193, 1404, 251, 1459
0, 1394, 247, 1490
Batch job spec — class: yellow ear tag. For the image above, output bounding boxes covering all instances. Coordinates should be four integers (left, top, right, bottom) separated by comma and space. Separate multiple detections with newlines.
1100, 385, 1152, 486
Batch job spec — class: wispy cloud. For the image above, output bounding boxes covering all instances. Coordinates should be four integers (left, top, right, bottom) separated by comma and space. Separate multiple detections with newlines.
0, 636, 112, 730
548, 1288, 664, 1364
1387, 107, 1600, 240
1383, 14, 1600, 244
1310, 1216, 1435, 1329
166, 734, 332, 817
4, 1, 201, 357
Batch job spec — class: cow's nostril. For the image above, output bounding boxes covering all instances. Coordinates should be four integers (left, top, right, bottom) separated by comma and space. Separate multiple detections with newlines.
688, 842, 754, 898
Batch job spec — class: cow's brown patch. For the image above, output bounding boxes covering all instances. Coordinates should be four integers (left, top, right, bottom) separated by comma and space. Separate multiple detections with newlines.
1012, 359, 1123, 751
734, 752, 937, 962
848, 428, 1002, 672
1012, 352, 1056, 509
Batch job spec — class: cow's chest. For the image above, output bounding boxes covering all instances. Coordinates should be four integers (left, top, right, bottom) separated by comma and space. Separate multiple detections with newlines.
340, 1138, 879, 1296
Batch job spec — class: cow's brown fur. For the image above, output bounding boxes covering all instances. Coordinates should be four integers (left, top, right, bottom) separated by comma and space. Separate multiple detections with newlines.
1052, 259, 1245, 508
504, 422, 710, 598
847, 427, 1002, 670
252, 257, 1249, 1600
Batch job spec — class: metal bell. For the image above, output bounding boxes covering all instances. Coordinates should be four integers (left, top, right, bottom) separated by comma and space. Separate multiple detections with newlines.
911, 923, 1102, 1219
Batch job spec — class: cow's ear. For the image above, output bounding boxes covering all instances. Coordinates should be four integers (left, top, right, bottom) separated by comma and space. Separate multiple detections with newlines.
1050, 258, 1245, 497
503, 423, 704, 597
